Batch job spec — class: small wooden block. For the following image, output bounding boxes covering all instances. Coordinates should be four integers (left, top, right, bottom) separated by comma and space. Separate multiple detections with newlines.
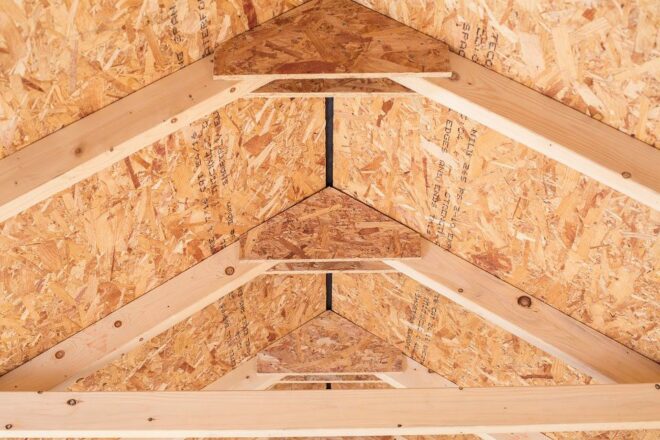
267, 261, 396, 274
257, 311, 405, 373
250, 78, 416, 97
214, 0, 452, 80
240, 187, 421, 261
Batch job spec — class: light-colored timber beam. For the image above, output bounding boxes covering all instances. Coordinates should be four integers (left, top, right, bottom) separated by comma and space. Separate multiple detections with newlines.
266, 261, 396, 274
0, 57, 267, 222
241, 187, 421, 262
1, 385, 658, 437
392, 53, 660, 210
0, 242, 274, 391
385, 240, 660, 384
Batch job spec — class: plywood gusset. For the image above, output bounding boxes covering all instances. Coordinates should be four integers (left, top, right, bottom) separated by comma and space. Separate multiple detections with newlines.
0, 57, 268, 223
213, 0, 452, 80
393, 54, 660, 210
257, 311, 405, 374
2, 385, 658, 437
240, 187, 422, 262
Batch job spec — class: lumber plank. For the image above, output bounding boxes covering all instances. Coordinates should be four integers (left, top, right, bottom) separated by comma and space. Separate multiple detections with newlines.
214, 0, 451, 80
0, 57, 267, 222
257, 311, 405, 374
250, 79, 415, 97
241, 187, 421, 262
0, 242, 274, 391
392, 53, 660, 210
384, 240, 660, 384
267, 261, 396, 274
1, 385, 658, 437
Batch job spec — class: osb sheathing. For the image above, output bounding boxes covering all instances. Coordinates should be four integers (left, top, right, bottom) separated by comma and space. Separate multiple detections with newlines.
354, 0, 660, 148
0, 0, 307, 157
69, 274, 325, 391
0, 97, 325, 376
332, 272, 658, 440
334, 96, 659, 362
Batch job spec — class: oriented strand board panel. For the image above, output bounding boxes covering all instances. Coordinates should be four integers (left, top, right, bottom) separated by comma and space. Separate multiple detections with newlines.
332, 273, 658, 440
251, 79, 415, 97
334, 96, 659, 362
214, 0, 452, 79
69, 274, 325, 391
354, 0, 659, 148
0, 97, 325, 376
257, 311, 405, 373
241, 187, 421, 261
0, 0, 307, 158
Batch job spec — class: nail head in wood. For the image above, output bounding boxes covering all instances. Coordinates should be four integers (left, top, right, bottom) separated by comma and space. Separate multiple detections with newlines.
55, 350, 65, 359
517, 295, 532, 308
621, 171, 632, 179
458, 288, 464, 293
225, 266, 235, 276
655, 384, 659, 390
74, 147, 83, 156
4, 424, 11, 430
114, 320, 122, 328
170, 117, 178, 124
67, 399, 77, 406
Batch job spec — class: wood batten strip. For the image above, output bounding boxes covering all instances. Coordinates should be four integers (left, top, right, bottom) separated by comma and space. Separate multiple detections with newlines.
213, 0, 451, 80
385, 240, 660, 384
0, 57, 268, 223
240, 187, 421, 262
0, 242, 275, 392
2, 385, 658, 437
392, 53, 660, 210
267, 261, 396, 274
250, 79, 416, 98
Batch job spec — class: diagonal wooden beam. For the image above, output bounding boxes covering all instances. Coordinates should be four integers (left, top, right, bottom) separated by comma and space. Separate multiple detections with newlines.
385, 240, 660, 384
213, 0, 451, 80
0, 57, 267, 222
392, 53, 660, 210
241, 187, 421, 262
1, 385, 658, 437
0, 242, 274, 391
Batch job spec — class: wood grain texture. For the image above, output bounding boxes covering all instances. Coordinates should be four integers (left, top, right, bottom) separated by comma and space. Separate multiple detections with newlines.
0, 97, 325, 377
251, 79, 415, 97
214, 0, 452, 80
393, 54, 660, 210
333, 96, 660, 364
267, 261, 396, 274
2, 385, 659, 437
257, 311, 404, 374
240, 187, 421, 261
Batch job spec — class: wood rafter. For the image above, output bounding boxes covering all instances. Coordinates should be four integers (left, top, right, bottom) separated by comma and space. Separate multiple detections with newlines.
392, 54, 660, 210
385, 240, 660, 384
213, 0, 451, 80
0, 57, 267, 223
0, 242, 274, 392
2, 384, 658, 437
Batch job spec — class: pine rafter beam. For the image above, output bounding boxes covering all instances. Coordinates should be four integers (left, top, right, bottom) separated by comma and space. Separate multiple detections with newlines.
392, 53, 660, 210
385, 240, 660, 384
2, 385, 658, 437
0, 242, 274, 392
0, 57, 267, 222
